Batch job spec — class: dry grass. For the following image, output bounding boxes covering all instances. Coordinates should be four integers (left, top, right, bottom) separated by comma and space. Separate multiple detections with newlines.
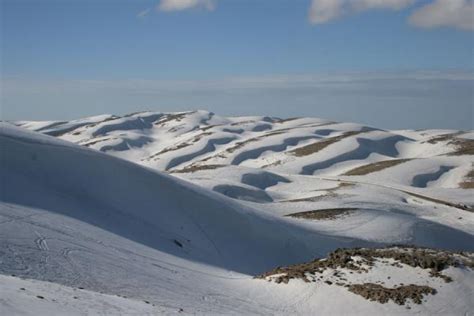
285, 208, 357, 220
427, 133, 474, 156
80, 137, 113, 147
282, 195, 330, 203
200, 125, 219, 131
426, 132, 462, 144
348, 283, 436, 305
143, 132, 214, 161
404, 190, 473, 212
143, 142, 191, 161
170, 164, 226, 173
256, 246, 473, 283
191, 132, 213, 143
289, 131, 360, 157
224, 131, 285, 154
153, 112, 191, 126
261, 160, 283, 168
343, 159, 411, 176
448, 139, 474, 156
275, 117, 300, 123
459, 167, 474, 189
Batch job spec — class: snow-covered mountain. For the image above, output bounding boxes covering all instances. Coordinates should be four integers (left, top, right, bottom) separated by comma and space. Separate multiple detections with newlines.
2, 110, 473, 315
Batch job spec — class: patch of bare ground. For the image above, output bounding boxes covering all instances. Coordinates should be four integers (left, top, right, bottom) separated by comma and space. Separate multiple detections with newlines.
225, 131, 286, 154
257, 246, 473, 284
403, 190, 473, 212
191, 132, 212, 143
256, 247, 474, 304
155, 111, 191, 125
153, 112, 192, 126
261, 160, 282, 168
200, 125, 219, 132
275, 117, 300, 123
170, 164, 226, 173
343, 159, 411, 176
230, 120, 256, 126
80, 137, 113, 147
285, 208, 357, 220
143, 142, 192, 161
426, 133, 474, 156
426, 132, 463, 144
142, 132, 214, 161
82, 116, 120, 129
289, 131, 360, 157
448, 139, 474, 156
189, 124, 333, 166
282, 195, 329, 203
348, 283, 436, 305
459, 167, 474, 189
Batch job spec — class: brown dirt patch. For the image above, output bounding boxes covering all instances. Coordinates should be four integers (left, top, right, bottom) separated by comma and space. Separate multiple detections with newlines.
170, 164, 226, 173
426, 132, 463, 144
191, 132, 213, 143
256, 246, 474, 284
285, 208, 357, 220
403, 190, 473, 212
348, 283, 436, 305
448, 139, 474, 156
144, 142, 192, 161
80, 137, 113, 147
460, 167, 474, 189
225, 131, 286, 154
427, 133, 474, 156
289, 131, 360, 157
153, 112, 192, 126
143, 132, 214, 161
275, 117, 300, 123
343, 159, 411, 176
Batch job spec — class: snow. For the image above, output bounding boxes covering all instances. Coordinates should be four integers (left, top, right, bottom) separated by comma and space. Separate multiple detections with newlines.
0, 275, 162, 315
2, 111, 474, 315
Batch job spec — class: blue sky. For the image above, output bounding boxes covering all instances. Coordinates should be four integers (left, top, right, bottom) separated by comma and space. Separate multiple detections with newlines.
1, 0, 473, 129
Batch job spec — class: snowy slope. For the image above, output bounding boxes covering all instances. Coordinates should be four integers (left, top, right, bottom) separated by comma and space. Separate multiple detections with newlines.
15, 110, 472, 190
2, 112, 474, 315
15, 111, 473, 245
0, 275, 161, 315
2, 123, 365, 275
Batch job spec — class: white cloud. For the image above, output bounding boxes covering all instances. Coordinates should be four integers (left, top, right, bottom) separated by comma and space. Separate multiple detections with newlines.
308, 0, 415, 24
137, 8, 151, 18
308, 0, 344, 24
3, 71, 472, 129
157, 0, 216, 12
353, 0, 416, 11
3, 71, 472, 96
408, 0, 474, 31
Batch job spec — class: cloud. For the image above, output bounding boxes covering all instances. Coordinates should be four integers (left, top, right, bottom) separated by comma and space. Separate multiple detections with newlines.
352, 0, 416, 11
308, 0, 415, 24
408, 0, 474, 31
3, 71, 472, 96
157, 0, 216, 12
308, 0, 344, 24
137, 8, 151, 18
2, 71, 472, 129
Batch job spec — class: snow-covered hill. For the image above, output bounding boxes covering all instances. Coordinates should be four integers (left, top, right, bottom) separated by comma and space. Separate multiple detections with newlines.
14, 111, 474, 247
2, 111, 473, 315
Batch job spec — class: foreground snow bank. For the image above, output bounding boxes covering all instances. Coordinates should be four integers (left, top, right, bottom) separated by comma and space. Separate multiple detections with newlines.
0, 275, 170, 315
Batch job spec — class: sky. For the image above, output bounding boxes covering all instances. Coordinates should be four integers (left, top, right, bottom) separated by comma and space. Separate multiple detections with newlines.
1, 0, 473, 129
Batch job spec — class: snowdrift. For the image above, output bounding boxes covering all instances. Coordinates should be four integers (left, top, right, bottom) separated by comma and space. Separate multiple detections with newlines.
0, 123, 369, 275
